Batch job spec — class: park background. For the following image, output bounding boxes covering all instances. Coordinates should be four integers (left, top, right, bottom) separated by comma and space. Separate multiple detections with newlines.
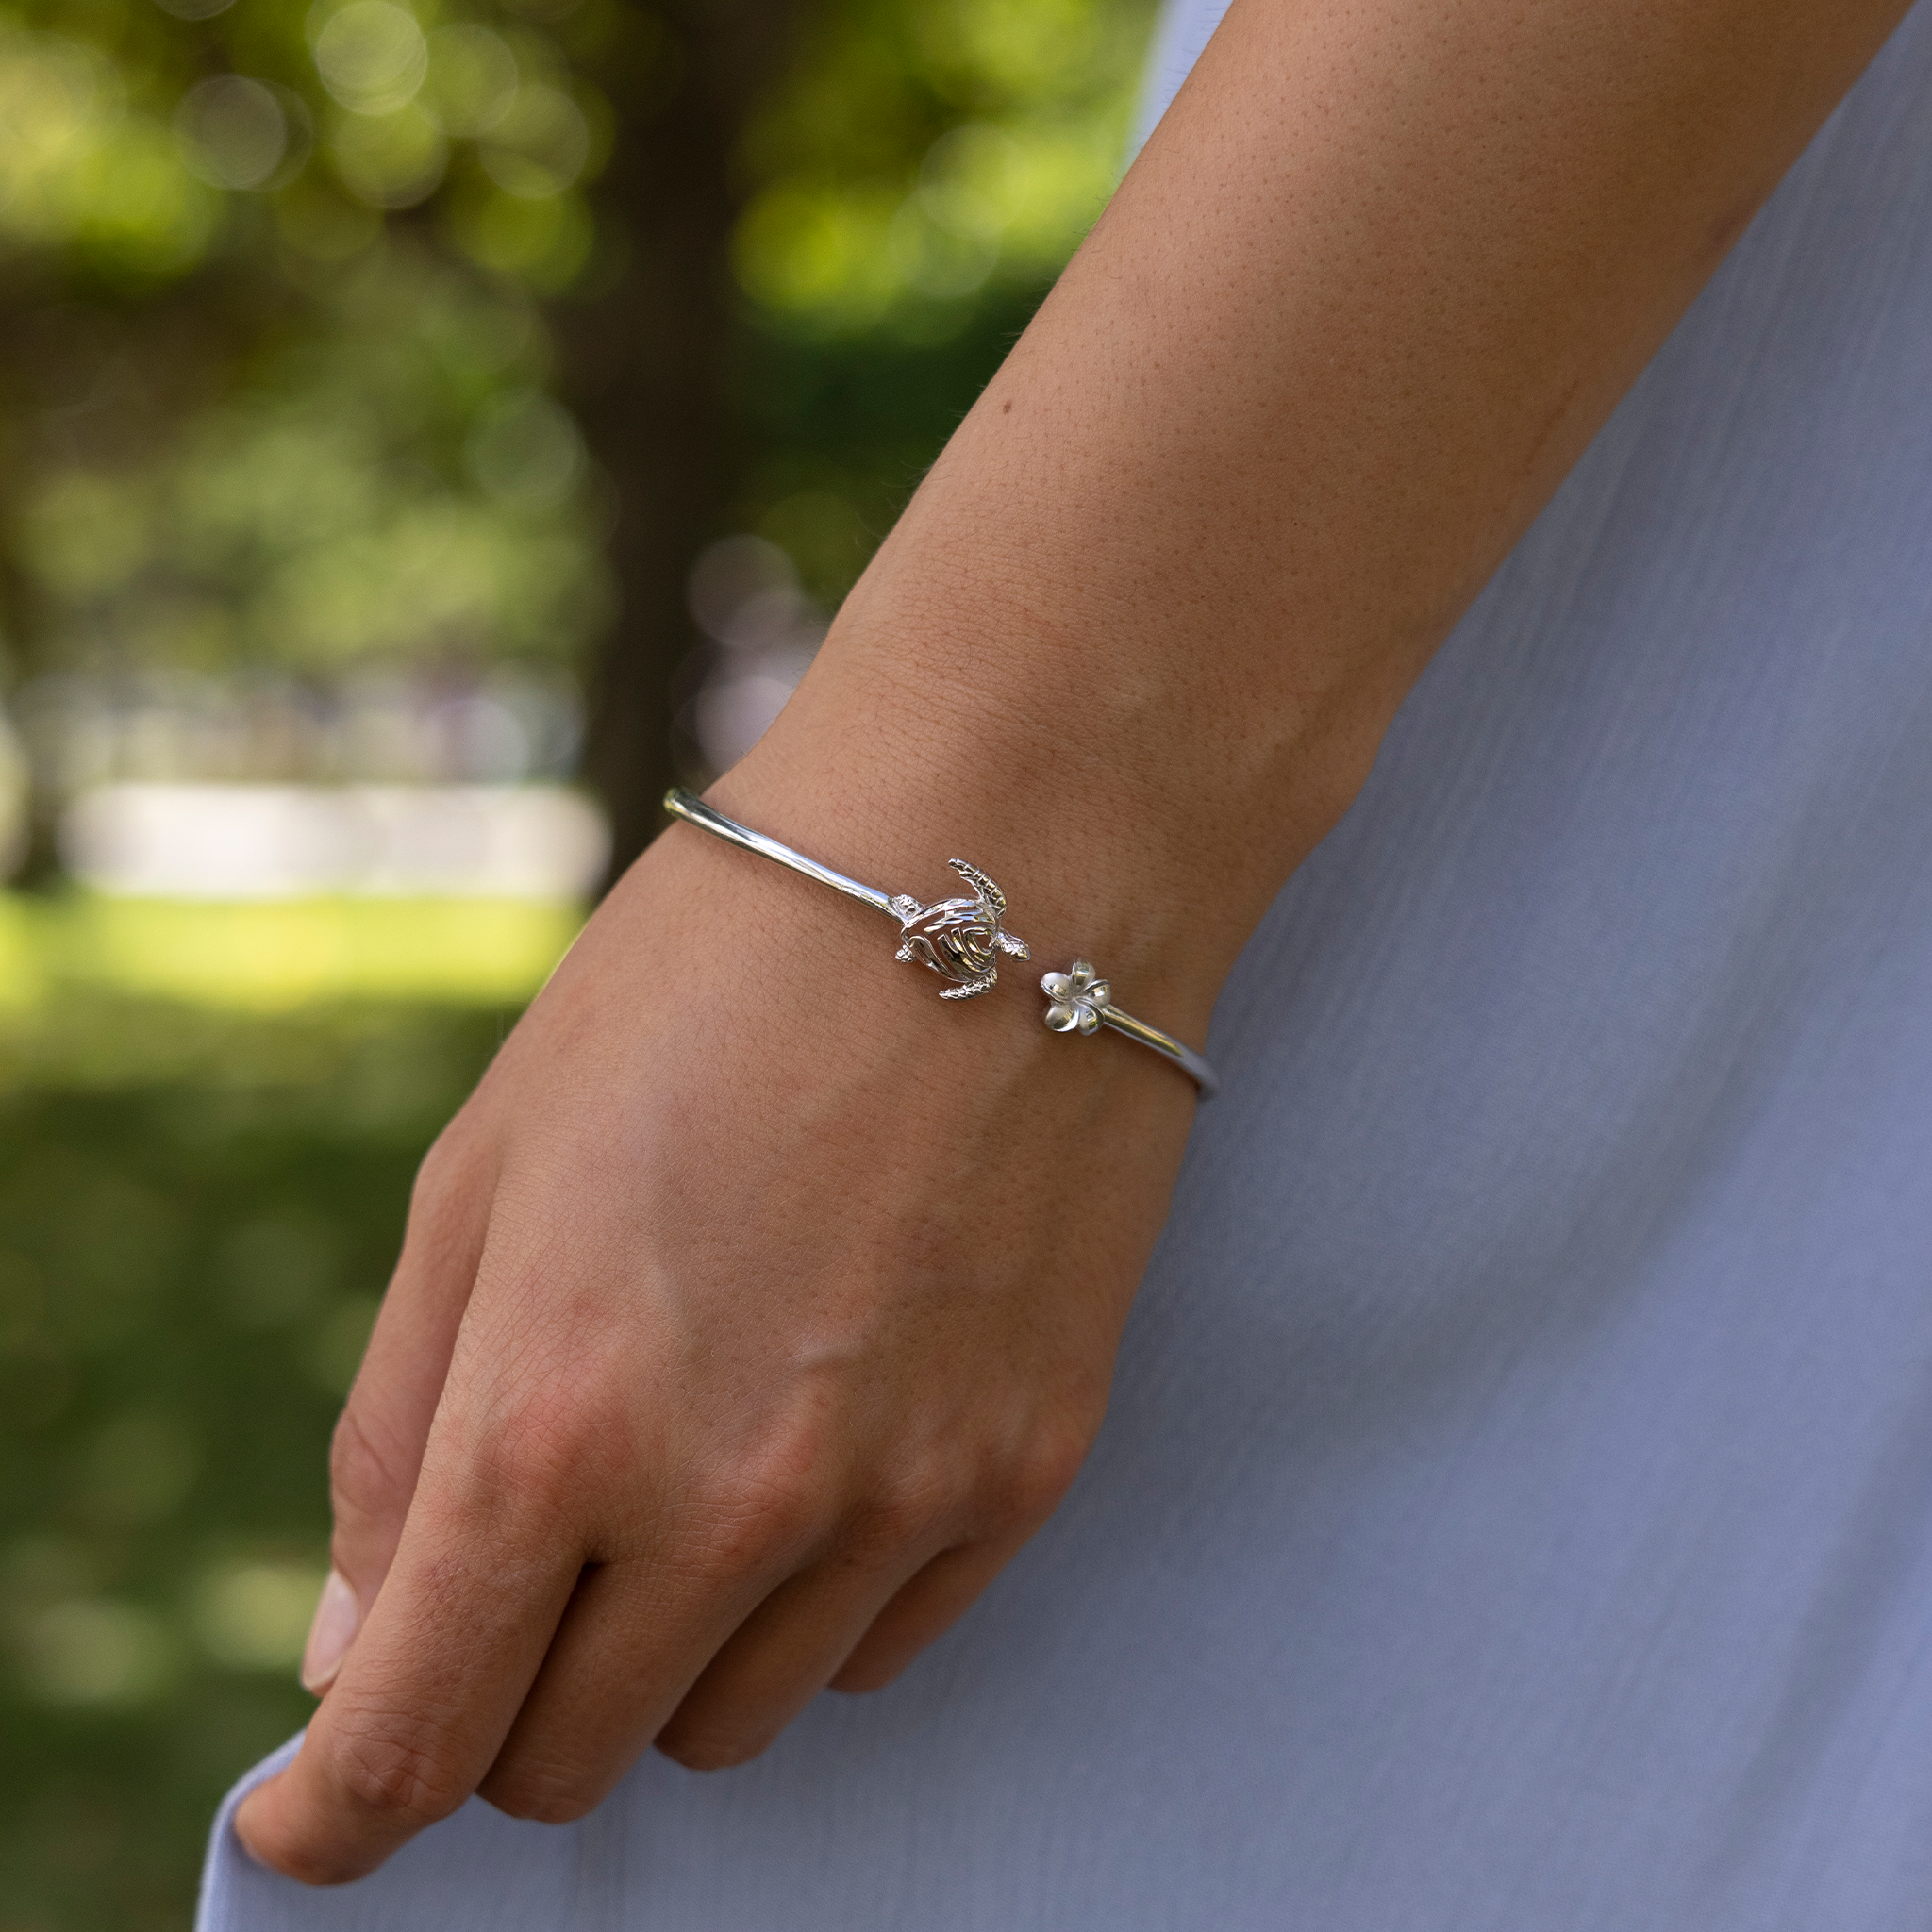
0, 0, 1154, 1919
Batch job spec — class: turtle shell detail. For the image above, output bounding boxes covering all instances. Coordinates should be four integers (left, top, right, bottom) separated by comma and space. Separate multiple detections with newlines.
892, 859, 1030, 998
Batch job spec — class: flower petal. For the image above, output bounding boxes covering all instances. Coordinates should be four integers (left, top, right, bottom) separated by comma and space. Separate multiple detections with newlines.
1070, 959, 1097, 989
1041, 972, 1075, 1000
1084, 981, 1110, 1009
1075, 1002, 1102, 1034
1044, 1001, 1080, 1033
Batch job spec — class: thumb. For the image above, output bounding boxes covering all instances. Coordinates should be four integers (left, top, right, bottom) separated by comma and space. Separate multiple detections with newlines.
302, 1129, 497, 1694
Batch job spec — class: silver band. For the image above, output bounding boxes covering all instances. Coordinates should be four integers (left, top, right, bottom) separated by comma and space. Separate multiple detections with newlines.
662, 789, 898, 917
663, 788, 1217, 1098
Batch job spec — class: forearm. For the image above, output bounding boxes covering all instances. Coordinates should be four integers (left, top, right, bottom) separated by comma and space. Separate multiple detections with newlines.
718, 0, 1905, 1027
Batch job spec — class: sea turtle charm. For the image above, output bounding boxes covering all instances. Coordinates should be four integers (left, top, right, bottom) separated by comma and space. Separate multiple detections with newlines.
890, 860, 1030, 999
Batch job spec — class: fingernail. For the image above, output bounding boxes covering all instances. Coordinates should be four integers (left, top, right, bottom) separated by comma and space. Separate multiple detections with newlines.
300, 1569, 361, 1694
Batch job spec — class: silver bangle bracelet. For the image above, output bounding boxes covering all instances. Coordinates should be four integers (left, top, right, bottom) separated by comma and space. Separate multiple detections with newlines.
663, 789, 1217, 1098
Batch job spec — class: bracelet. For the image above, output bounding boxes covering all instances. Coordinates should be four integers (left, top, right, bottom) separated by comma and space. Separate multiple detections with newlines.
663, 789, 1218, 1098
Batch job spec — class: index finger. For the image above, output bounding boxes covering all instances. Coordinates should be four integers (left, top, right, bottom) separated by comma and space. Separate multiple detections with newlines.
234, 1457, 583, 1885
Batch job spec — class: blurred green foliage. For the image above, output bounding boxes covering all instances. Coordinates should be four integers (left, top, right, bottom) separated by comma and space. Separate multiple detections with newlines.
728, 0, 1152, 606
738, 0, 1141, 338
0, 0, 1154, 1920
0, 0, 1150, 692
0, 0, 618, 691
0, 897, 571, 1931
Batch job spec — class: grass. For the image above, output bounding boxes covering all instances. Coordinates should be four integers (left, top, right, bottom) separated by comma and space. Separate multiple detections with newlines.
0, 893, 579, 1932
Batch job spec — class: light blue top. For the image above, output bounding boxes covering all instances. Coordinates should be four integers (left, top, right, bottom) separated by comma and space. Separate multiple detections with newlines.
202, 6, 1932, 1924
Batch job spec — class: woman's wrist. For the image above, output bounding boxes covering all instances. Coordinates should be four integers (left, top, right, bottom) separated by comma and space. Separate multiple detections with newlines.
709, 562, 1371, 1045
711, 716, 1226, 1050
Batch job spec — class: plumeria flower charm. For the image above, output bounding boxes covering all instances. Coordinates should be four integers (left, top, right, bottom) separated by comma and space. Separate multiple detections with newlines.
1041, 960, 1111, 1035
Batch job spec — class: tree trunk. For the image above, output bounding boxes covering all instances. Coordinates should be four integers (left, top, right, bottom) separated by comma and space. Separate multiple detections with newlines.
561, 0, 808, 889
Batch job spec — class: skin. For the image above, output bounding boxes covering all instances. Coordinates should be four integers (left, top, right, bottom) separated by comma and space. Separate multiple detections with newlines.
238, 0, 1910, 1884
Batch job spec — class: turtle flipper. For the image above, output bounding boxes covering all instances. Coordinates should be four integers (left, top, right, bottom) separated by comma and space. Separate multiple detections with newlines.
948, 859, 1006, 920
939, 974, 996, 1000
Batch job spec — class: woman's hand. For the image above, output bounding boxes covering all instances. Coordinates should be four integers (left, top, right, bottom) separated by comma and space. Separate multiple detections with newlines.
233, 775, 1203, 1884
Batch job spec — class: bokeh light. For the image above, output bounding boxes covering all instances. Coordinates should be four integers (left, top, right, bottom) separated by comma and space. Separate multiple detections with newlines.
173, 76, 294, 191
311, 2, 428, 116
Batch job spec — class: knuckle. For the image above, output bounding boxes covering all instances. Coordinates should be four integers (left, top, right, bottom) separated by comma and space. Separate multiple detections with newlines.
694, 1419, 841, 1572
411, 1123, 476, 1212
471, 1378, 632, 1516
994, 1425, 1091, 1525
694, 1468, 823, 1575
333, 1717, 471, 1831
405, 1120, 492, 1244
850, 1462, 958, 1555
